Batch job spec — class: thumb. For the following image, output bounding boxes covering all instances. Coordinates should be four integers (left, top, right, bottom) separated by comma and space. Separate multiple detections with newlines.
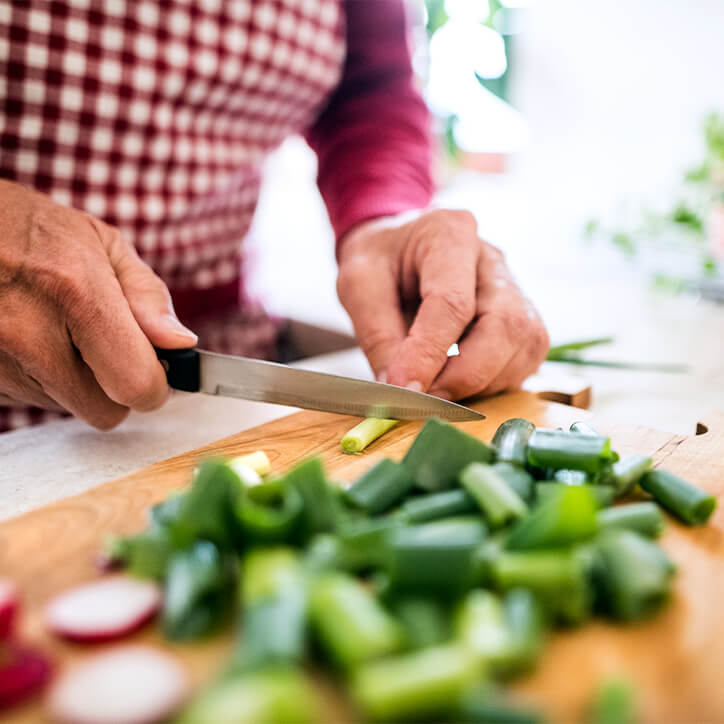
337, 260, 407, 381
104, 227, 198, 349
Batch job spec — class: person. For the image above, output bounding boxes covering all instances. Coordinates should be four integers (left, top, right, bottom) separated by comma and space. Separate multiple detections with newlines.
0, 0, 548, 433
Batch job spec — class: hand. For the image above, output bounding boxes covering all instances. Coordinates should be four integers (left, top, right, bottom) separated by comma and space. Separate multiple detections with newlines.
337, 208, 549, 400
0, 180, 197, 429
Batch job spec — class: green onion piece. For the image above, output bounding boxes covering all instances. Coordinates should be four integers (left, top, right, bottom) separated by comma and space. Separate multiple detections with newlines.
527, 429, 615, 474
536, 482, 615, 509
547, 337, 614, 360
552, 469, 588, 486
336, 516, 403, 572
344, 458, 415, 514
105, 529, 172, 580
457, 683, 545, 724
610, 454, 653, 497
491, 462, 535, 502
168, 459, 242, 549
455, 589, 509, 664
233, 594, 307, 672
386, 517, 488, 596
492, 549, 591, 624
163, 541, 236, 641
491, 418, 536, 467
351, 644, 481, 722
302, 534, 344, 574
391, 597, 451, 649
497, 588, 547, 677
178, 668, 322, 724
228, 450, 271, 484
395, 489, 477, 524
506, 486, 598, 550
235, 478, 303, 544
588, 678, 637, 724
341, 418, 399, 453
148, 490, 186, 529
597, 502, 665, 538
639, 469, 716, 525
594, 530, 675, 621
309, 572, 402, 669
570, 421, 600, 436
240, 547, 303, 607
403, 418, 495, 491
281, 457, 336, 541
460, 463, 528, 528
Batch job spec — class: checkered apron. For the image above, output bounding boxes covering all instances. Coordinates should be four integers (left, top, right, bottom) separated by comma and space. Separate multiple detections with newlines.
0, 0, 346, 431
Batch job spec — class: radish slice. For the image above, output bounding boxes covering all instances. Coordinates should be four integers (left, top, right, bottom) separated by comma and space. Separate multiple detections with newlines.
46, 577, 161, 642
48, 645, 188, 724
0, 642, 52, 709
0, 580, 18, 640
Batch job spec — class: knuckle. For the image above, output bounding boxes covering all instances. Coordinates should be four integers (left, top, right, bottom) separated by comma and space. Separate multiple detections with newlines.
429, 289, 475, 327
359, 326, 396, 361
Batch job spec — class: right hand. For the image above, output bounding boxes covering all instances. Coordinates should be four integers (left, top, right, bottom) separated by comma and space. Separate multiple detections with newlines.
0, 180, 197, 429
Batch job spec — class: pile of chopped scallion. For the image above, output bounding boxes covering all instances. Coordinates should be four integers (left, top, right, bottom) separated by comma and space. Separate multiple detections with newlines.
106, 418, 716, 723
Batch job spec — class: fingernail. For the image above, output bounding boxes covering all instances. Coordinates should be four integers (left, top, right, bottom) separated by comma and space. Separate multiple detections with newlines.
377, 370, 388, 384
405, 380, 424, 393
164, 314, 198, 342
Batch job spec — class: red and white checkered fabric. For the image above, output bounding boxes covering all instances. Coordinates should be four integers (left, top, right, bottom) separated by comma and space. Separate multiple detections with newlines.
0, 0, 346, 431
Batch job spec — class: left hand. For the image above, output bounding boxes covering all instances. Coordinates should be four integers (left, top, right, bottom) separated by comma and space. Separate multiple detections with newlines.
336, 208, 549, 400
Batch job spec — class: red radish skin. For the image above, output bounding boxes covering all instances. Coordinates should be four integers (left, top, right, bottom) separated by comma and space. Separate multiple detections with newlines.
0, 580, 18, 640
45, 576, 161, 642
48, 645, 188, 724
0, 642, 52, 709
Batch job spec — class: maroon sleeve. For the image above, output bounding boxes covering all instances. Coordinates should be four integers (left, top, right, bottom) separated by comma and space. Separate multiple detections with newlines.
305, 0, 434, 248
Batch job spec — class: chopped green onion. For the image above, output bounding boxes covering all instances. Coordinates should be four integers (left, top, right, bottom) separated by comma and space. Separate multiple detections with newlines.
228, 450, 271, 484
552, 469, 588, 486
240, 547, 304, 607
403, 418, 495, 491
390, 596, 451, 649
492, 549, 591, 624
163, 541, 236, 641
386, 517, 487, 596
491, 462, 536, 502
595, 530, 675, 621
597, 502, 665, 538
570, 421, 600, 436
536, 482, 615, 509
491, 418, 535, 467
527, 429, 615, 474
506, 486, 598, 550
498, 588, 547, 676
351, 644, 481, 722
460, 463, 528, 528
341, 418, 399, 453
309, 572, 402, 669
235, 478, 303, 544
281, 457, 336, 541
456, 589, 509, 664
344, 458, 415, 515
457, 683, 544, 724
639, 469, 716, 525
610, 454, 653, 497
588, 678, 637, 724
395, 489, 477, 524
336, 516, 403, 572
179, 668, 322, 724
105, 529, 172, 580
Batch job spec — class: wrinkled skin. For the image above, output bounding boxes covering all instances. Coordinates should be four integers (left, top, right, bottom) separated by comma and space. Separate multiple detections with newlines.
0, 180, 197, 429
337, 208, 550, 400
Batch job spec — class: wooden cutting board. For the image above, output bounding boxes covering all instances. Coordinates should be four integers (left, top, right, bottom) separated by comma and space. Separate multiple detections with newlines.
1, 391, 723, 724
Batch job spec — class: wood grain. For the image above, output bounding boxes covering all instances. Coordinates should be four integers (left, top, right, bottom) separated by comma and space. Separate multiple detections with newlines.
1, 393, 722, 723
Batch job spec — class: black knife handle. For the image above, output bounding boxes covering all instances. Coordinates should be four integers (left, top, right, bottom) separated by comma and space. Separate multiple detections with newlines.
156, 348, 201, 392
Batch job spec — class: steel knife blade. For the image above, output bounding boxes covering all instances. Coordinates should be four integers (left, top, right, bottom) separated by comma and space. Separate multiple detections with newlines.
156, 348, 484, 422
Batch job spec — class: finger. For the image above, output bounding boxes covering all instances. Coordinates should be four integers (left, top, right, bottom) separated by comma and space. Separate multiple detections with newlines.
98, 221, 198, 349
337, 257, 407, 381
385, 240, 477, 390
0, 349, 66, 411
427, 310, 518, 401
62, 242, 171, 413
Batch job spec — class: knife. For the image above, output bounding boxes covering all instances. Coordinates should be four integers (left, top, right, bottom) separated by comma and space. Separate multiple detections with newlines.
156, 348, 484, 422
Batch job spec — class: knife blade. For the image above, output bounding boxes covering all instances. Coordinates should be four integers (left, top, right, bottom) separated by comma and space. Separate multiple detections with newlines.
156, 348, 484, 422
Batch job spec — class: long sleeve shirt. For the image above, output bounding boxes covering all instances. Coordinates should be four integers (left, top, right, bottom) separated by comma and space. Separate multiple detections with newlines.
0, 0, 433, 431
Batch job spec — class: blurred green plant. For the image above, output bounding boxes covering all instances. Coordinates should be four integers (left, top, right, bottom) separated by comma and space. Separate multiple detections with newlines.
584, 112, 724, 284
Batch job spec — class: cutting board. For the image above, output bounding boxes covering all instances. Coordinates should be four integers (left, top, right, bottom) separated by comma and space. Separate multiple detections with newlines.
1, 391, 723, 724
